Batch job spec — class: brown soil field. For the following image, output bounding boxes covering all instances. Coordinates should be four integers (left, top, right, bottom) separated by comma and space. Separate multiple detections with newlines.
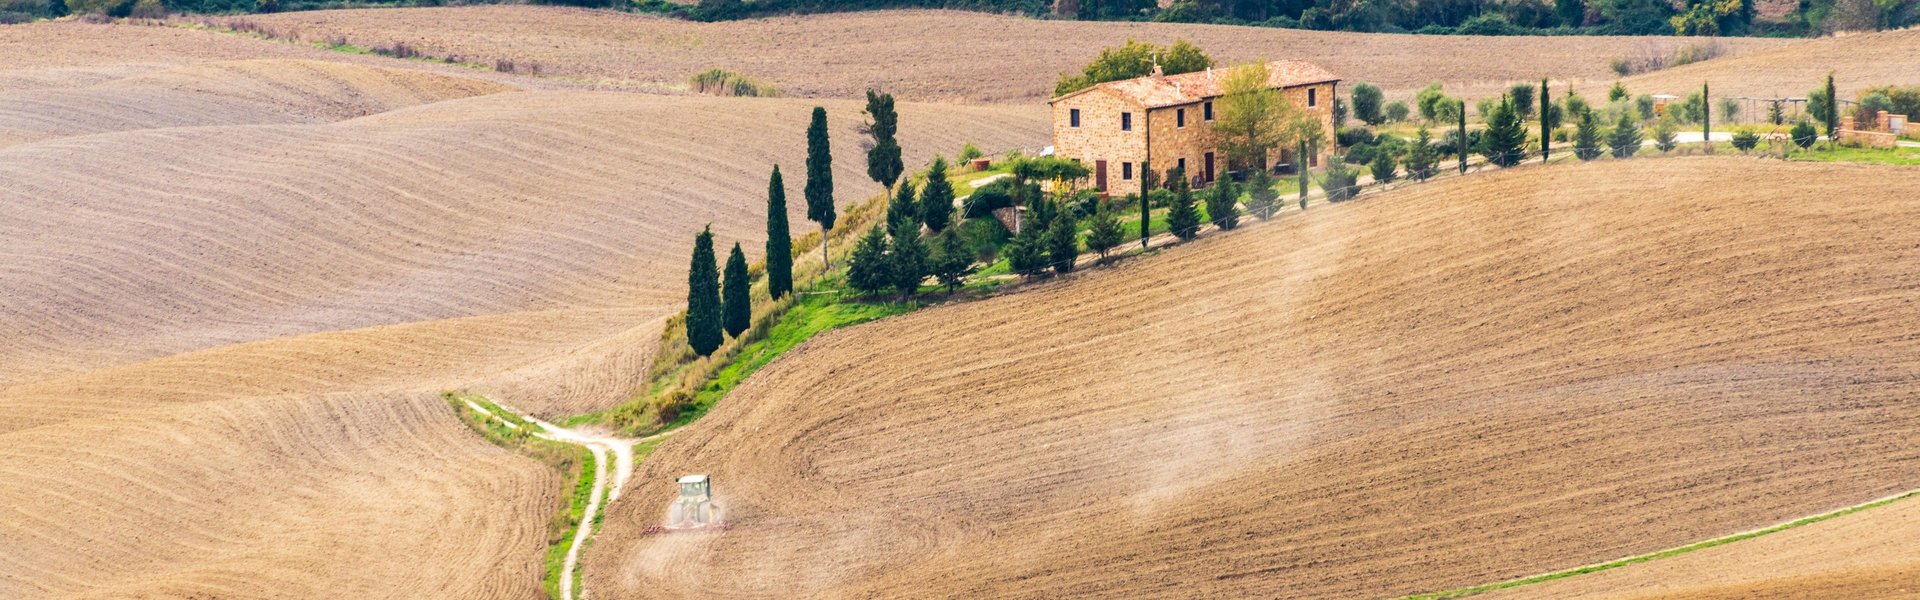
586, 157, 1920, 599
0, 29, 1046, 597
0, 59, 514, 147
1484, 496, 1920, 598
234, 6, 1790, 103
1612, 26, 1920, 104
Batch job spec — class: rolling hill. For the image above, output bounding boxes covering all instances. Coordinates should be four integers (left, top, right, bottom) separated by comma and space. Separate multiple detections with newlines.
585, 157, 1920, 599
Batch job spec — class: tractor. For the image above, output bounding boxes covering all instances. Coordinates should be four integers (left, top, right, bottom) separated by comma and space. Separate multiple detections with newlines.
645, 474, 728, 535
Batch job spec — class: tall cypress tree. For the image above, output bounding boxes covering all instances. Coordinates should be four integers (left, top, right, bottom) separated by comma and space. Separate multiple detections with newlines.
1457, 99, 1468, 174
1540, 78, 1551, 163
1298, 138, 1309, 210
804, 107, 836, 267
1165, 167, 1201, 241
888, 181, 919, 236
765, 165, 792, 299
722, 243, 750, 338
686, 226, 723, 357
1824, 72, 1838, 146
864, 90, 903, 189
920, 157, 955, 233
1701, 81, 1712, 153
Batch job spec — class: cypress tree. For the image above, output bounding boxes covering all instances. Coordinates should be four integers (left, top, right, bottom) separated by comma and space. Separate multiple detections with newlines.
1701, 81, 1711, 153
1540, 78, 1551, 163
1574, 110, 1603, 161
804, 107, 836, 267
920, 157, 955, 233
1045, 214, 1078, 274
1609, 111, 1643, 158
864, 90, 903, 189
764, 165, 793, 299
1457, 99, 1469, 173
1140, 165, 1153, 248
685, 226, 723, 357
889, 224, 928, 296
1299, 138, 1310, 210
1206, 180, 1240, 231
1824, 72, 1838, 146
1165, 168, 1201, 241
721, 243, 750, 338
846, 225, 890, 295
1369, 151, 1398, 184
1006, 226, 1048, 278
888, 182, 919, 236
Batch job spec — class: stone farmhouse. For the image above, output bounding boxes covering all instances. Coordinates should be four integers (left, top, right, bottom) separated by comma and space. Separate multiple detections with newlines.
1048, 61, 1339, 192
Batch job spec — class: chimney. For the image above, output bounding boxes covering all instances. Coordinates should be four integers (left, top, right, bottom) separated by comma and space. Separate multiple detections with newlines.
1151, 64, 1164, 78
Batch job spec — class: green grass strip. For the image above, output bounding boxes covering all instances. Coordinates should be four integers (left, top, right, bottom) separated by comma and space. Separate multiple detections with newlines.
1400, 489, 1920, 600
665, 292, 912, 429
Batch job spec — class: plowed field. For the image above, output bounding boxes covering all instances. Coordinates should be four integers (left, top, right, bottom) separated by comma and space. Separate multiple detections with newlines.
586, 158, 1920, 599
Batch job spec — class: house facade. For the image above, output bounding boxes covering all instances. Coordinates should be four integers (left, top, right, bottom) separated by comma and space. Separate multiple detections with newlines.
1048, 61, 1339, 192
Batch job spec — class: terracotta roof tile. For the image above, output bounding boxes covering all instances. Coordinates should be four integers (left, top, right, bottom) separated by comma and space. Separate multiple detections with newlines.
1055, 60, 1339, 108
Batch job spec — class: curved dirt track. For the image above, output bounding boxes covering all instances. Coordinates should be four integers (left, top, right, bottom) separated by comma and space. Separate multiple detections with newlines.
0, 33, 1046, 598
587, 158, 1920, 599
237, 6, 1789, 103
0, 58, 514, 147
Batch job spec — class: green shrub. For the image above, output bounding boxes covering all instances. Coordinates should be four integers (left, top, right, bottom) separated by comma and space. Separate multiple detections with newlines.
1321, 157, 1359, 201
1369, 151, 1398, 183
1790, 120, 1818, 149
1731, 130, 1760, 152
1385, 101, 1410, 122
690, 68, 778, 97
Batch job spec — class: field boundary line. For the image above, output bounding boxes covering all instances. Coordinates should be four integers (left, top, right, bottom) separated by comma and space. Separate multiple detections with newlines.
1398, 487, 1920, 599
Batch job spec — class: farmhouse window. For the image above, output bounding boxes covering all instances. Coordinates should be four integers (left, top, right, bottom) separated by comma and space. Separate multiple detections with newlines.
1177, 158, 1186, 175
1308, 88, 1318, 107
1070, 108, 1081, 128
1121, 112, 1132, 131
1204, 101, 1214, 121
1122, 162, 1133, 180
1177, 108, 1186, 128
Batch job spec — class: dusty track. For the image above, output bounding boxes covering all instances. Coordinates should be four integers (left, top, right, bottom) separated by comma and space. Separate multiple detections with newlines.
587, 158, 1920, 599
235, 6, 1790, 103
0, 33, 1045, 598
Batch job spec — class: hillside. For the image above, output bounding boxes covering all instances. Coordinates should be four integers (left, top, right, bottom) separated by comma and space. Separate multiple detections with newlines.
233, 6, 1791, 103
0, 34, 1047, 597
585, 158, 1920, 598
1611, 27, 1920, 102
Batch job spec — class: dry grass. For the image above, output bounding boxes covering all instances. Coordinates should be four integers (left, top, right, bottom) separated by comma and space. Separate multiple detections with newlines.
232, 6, 1793, 104
586, 158, 1920, 599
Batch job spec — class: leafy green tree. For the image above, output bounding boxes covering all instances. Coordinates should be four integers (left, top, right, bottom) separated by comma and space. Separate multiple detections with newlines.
1369, 150, 1398, 183
1386, 101, 1410, 122
1563, 92, 1590, 123
1509, 82, 1536, 119
1352, 83, 1385, 126
1654, 117, 1680, 152
1212, 62, 1307, 171
1045, 215, 1078, 274
1405, 126, 1437, 181
1636, 94, 1657, 121
1609, 110, 1642, 158
1053, 38, 1213, 96
957, 143, 984, 163
863, 89, 902, 189
930, 229, 973, 292
1574, 110, 1604, 160
1206, 180, 1240, 231
1165, 168, 1201, 240
1482, 99, 1528, 167
1006, 226, 1049, 278
889, 224, 928, 296
804, 107, 836, 266
1243, 169, 1280, 219
721, 243, 750, 338
686, 226, 723, 357
1791, 119, 1818, 149
1731, 130, 1760, 152
1609, 81, 1630, 102
1557, 0, 1584, 26
888, 181, 919, 236
1322, 156, 1359, 201
764, 165, 792, 299
48, 0, 68, 17
847, 225, 891, 295
1416, 83, 1450, 121
920, 157, 955, 233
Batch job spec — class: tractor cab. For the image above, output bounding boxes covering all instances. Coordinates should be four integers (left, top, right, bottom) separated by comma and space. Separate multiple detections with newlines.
677, 474, 711, 502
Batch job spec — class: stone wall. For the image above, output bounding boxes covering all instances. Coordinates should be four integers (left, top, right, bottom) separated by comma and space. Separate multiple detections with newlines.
1051, 87, 1147, 192
1052, 80, 1339, 192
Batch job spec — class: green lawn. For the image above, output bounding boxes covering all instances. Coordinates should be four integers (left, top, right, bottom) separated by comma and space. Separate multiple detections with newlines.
1787, 144, 1920, 165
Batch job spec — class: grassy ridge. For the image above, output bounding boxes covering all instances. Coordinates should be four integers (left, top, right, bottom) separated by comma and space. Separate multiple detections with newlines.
444, 392, 594, 600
